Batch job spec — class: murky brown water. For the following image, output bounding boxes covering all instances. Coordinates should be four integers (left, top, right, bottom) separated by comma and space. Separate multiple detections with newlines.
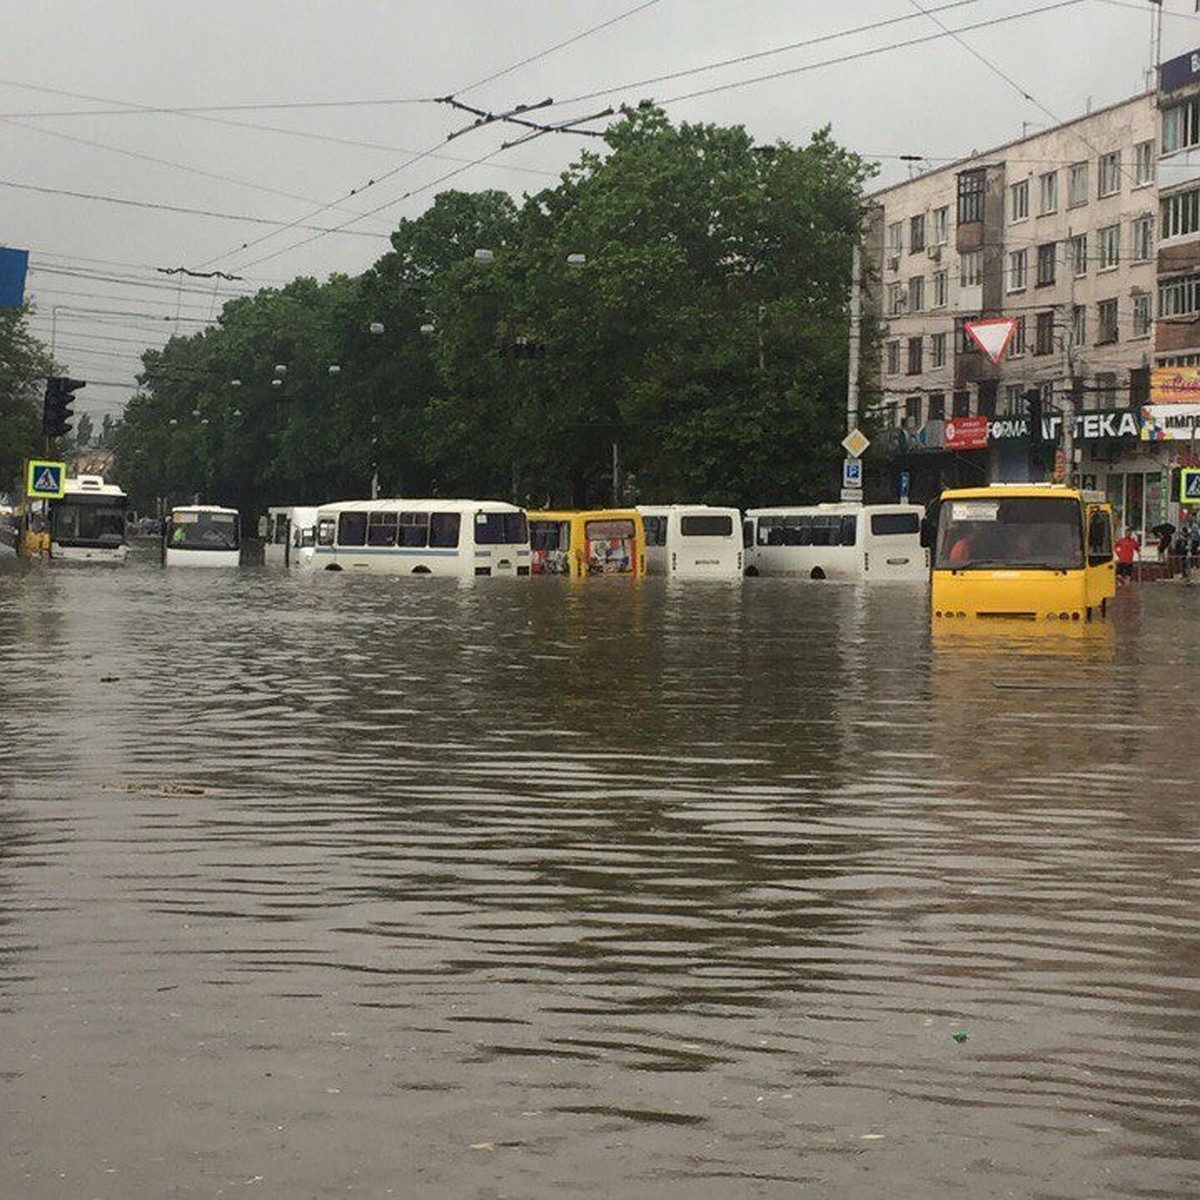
1, 545, 1198, 1198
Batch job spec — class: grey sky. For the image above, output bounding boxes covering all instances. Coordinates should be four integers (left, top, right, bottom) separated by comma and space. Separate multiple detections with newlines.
4, 0, 1198, 416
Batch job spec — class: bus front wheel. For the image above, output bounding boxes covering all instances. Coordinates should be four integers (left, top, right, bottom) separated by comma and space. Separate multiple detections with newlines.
810, 567, 826, 580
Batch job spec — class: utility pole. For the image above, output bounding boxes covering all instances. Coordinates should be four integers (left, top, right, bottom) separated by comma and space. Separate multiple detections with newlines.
846, 242, 862, 436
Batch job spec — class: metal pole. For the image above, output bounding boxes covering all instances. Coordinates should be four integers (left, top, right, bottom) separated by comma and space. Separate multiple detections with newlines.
611, 441, 619, 506
846, 242, 862, 436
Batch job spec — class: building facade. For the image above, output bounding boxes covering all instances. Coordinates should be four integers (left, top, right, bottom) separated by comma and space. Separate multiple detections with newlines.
864, 88, 1174, 541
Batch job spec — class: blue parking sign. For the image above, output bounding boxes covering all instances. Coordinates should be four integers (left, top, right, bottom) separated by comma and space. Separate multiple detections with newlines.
843, 457, 863, 488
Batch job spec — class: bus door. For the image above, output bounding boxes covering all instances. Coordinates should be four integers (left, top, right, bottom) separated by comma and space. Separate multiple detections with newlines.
582, 517, 638, 575
1084, 503, 1116, 611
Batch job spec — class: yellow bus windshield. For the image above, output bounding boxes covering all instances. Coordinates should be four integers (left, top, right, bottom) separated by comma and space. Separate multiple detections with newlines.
935, 494, 1083, 571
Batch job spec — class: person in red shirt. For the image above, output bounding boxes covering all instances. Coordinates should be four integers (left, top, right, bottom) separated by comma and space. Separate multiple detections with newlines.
1113, 527, 1139, 585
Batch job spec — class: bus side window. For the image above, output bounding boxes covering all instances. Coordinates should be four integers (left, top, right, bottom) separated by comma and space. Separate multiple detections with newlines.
1087, 509, 1113, 567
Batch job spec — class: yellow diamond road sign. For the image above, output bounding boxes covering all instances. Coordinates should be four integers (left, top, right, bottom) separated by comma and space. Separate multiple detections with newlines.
841, 428, 870, 458
26, 459, 66, 499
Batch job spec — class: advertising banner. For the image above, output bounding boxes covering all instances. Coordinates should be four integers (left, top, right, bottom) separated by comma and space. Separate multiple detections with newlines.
1140, 403, 1200, 440
1149, 367, 1200, 405
943, 415, 989, 450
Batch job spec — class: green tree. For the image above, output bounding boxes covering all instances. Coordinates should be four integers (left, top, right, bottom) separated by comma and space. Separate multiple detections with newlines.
0, 305, 54, 490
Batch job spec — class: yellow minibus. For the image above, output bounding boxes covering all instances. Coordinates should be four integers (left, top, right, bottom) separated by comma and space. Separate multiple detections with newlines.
928, 484, 1115, 622
528, 509, 646, 577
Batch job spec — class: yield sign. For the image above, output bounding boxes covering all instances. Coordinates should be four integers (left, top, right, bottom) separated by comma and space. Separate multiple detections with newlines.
964, 317, 1018, 364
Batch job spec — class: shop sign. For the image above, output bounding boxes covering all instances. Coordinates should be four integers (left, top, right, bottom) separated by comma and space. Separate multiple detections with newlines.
1140, 403, 1200, 440
943, 415, 989, 450
1160, 48, 1200, 94
1149, 366, 1200, 404
986, 408, 1141, 442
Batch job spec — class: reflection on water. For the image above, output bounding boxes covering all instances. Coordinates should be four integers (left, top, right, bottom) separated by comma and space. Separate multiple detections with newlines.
0, 558, 1197, 1198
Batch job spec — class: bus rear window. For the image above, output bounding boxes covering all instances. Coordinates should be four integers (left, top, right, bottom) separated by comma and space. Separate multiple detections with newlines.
475, 511, 528, 545
585, 519, 634, 541
870, 512, 920, 536
680, 514, 733, 537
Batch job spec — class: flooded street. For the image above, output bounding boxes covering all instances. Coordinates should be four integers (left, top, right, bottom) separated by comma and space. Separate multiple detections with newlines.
1, 550, 1198, 1199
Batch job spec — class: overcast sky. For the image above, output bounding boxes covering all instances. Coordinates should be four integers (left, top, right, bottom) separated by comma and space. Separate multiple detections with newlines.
5, 0, 1199, 417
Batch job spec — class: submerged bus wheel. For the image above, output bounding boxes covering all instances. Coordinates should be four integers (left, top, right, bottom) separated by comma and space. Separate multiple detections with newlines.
325, 563, 342, 571
810, 567, 826, 580
412, 565, 431, 574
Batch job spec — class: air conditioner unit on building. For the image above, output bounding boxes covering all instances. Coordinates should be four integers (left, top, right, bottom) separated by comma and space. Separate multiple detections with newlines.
887, 255, 900, 272
927, 245, 942, 261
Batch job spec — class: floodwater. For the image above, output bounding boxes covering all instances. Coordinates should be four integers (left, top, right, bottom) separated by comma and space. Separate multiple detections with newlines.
1, 546, 1198, 1199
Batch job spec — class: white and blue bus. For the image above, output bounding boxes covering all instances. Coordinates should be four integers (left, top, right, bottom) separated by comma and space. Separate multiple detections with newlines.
305, 498, 530, 577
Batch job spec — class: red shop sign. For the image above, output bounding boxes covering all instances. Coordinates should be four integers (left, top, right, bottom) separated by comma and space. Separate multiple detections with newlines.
943, 415, 989, 450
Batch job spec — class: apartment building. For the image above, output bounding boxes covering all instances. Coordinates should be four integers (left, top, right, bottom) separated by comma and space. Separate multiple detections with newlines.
864, 90, 1166, 535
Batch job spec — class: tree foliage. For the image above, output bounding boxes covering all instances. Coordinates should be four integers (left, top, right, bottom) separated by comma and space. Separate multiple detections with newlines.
0, 305, 54, 491
113, 108, 874, 516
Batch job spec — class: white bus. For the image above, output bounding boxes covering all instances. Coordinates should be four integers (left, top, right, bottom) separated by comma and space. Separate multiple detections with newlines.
743, 502, 927, 581
164, 505, 241, 567
262, 505, 319, 567
48, 475, 129, 564
306, 498, 531, 577
637, 504, 743, 579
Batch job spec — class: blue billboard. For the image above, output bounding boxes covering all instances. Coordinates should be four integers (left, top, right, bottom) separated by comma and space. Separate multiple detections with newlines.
0, 247, 28, 308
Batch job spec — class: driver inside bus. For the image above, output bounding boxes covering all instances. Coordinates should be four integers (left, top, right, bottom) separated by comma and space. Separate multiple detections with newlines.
948, 531, 974, 564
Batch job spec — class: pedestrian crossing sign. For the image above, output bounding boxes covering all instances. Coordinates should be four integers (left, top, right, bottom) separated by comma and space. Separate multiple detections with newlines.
25, 459, 66, 499
1181, 468, 1200, 504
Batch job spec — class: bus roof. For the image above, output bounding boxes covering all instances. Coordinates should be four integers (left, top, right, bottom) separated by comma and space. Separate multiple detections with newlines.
938, 483, 1092, 502
315, 497, 523, 514
62, 474, 127, 499
746, 502, 920, 516
171, 504, 239, 516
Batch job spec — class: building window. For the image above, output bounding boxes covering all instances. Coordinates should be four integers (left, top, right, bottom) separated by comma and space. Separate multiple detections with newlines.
931, 331, 947, 368
932, 205, 949, 244
1098, 224, 1120, 270
960, 250, 982, 287
957, 168, 986, 224
928, 392, 945, 420
1068, 161, 1089, 207
1039, 170, 1058, 215
886, 340, 901, 374
1097, 298, 1119, 344
952, 390, 970, 417
886, 221, 903, 260
906, 337, 923, 375
932, 269, 948, 308
1004, 383, 1025, 414
1132, 214, 1154, 262
1071, 233, 1088, 278
955, 316, 979, 354
1161, 188, 1200, 239
1159, 272, 1200, 318
1095, 372, 1117, 405
1163, 96, 1200, 154
1072, 304, 1086, 347
1098, 151, 1121, 198
909, 214, 926, 253
1036, 242, 1056, 286
1009, 179, 1029, 222
1011, 316, 1027, 355
1132, 293, 1151, 337
908, 275, 925, 313
1008, 248, 1027, 292
1134, 140, 1155, 186
1035, 311, 1055, 355
905, 395, 922, 426
888, 281, 905, 316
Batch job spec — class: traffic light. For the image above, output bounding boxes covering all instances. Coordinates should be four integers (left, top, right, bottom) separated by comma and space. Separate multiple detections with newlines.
42, 376, 85, 438
1024, 388, 1044, 443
